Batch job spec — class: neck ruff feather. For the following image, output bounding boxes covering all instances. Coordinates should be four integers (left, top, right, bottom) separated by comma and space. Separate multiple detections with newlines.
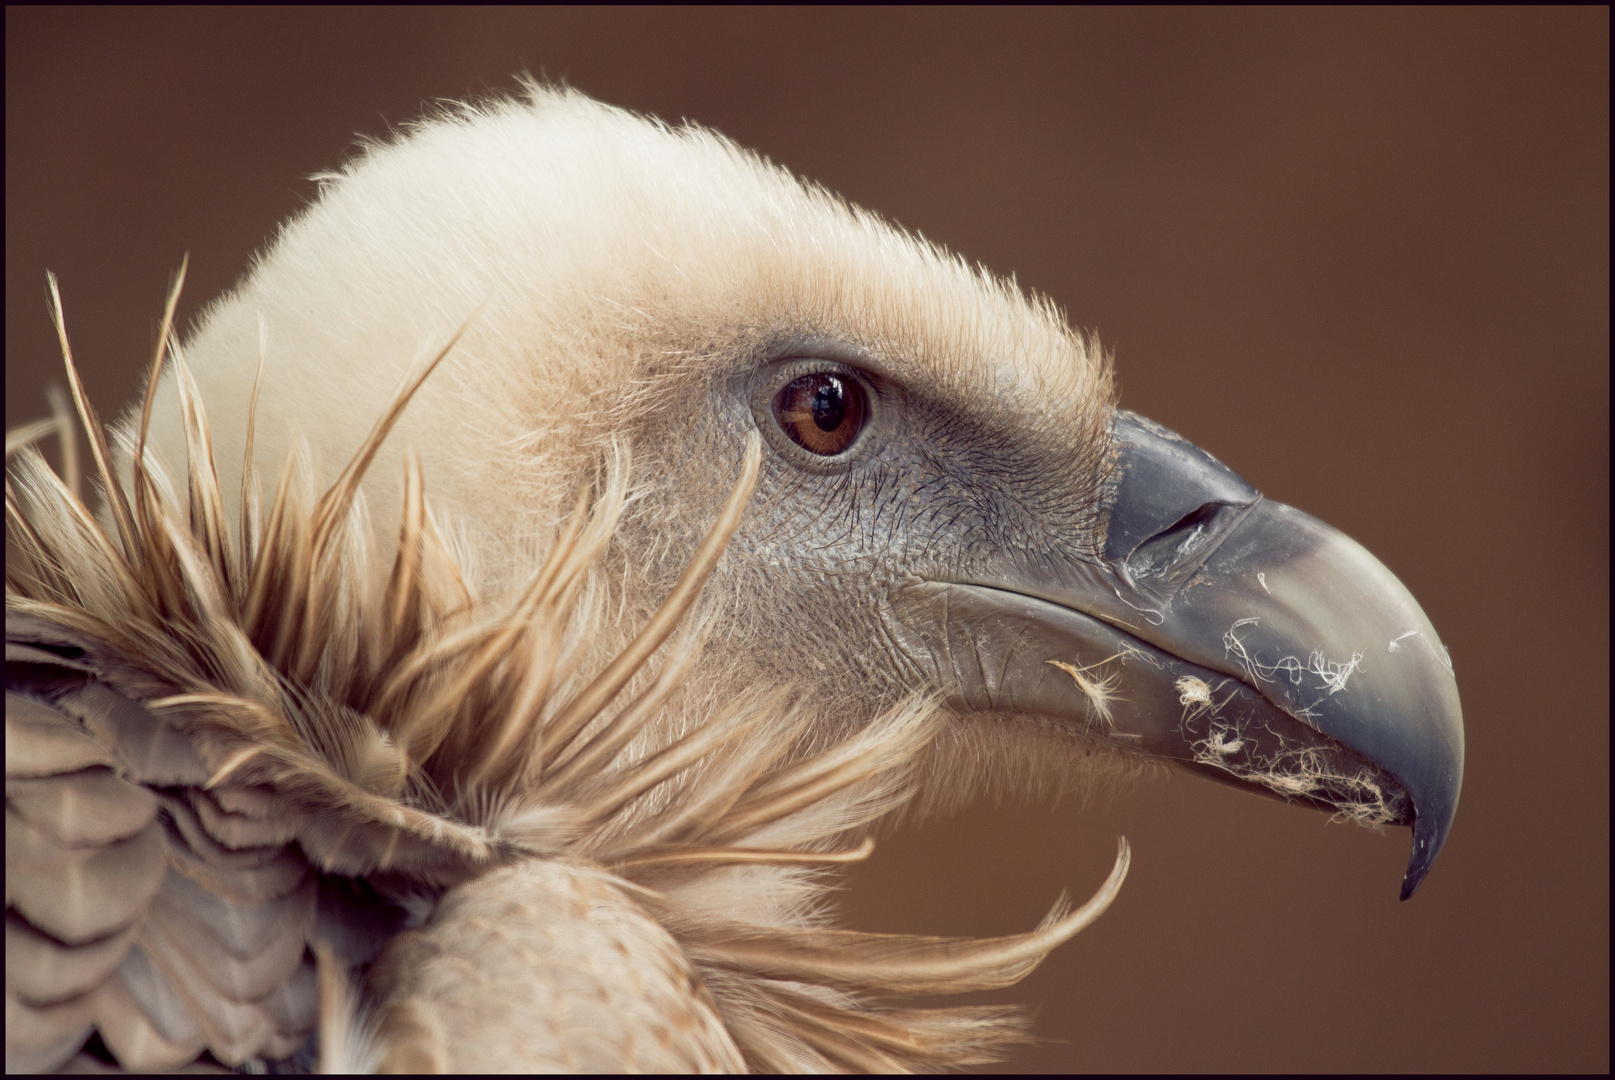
6, 274, 1127, 1072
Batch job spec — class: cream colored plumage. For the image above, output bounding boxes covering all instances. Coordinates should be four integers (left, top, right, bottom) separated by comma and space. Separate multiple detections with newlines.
6, 80, 1462, 1073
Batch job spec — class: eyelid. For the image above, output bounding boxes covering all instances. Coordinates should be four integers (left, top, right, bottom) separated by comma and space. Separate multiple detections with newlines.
760, 357, 880, 399
768, 336, 886, 375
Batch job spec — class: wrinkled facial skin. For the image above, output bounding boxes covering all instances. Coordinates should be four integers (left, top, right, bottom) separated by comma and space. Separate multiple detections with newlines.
616, 332, 1113, 719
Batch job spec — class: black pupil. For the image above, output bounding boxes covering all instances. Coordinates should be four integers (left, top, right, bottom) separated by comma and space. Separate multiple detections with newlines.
811, 378, 846, 431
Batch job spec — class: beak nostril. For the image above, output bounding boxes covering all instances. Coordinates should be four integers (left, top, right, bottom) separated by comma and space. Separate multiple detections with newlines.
1127, 502, 1227, 579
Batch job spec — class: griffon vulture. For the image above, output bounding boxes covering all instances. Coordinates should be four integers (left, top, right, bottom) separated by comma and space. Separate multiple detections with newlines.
6, 83, 1464, 1073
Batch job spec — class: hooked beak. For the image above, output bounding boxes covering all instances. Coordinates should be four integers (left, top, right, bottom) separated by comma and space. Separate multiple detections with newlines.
892, 411, 1464, 899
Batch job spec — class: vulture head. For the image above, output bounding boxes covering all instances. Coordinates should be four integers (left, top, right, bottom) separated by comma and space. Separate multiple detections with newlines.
7, 83, 1463, 1072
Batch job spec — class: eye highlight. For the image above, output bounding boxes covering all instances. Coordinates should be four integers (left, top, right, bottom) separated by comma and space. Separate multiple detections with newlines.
772, 372, 868, 456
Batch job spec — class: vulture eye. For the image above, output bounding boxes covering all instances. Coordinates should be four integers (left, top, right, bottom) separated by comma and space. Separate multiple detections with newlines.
772, 372, 868, 456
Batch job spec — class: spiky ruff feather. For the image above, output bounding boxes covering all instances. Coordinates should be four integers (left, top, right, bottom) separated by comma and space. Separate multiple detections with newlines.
5, 277, 1128, 1073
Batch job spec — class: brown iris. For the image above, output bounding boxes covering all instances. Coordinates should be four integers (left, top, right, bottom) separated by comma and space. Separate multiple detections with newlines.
772, 372, 867, 455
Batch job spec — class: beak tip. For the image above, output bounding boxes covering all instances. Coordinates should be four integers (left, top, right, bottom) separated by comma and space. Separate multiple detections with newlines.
1398, 802, 1455, 900
1399, 869, 1424, 902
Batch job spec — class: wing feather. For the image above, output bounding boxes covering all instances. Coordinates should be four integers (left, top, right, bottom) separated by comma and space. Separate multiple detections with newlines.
5, 914, 138, 1003
7, 769, 157, 846
5, 637, 323, 1070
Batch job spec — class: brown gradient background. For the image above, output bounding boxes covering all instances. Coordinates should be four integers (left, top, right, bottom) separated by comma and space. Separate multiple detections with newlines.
7, 8, 1608, 1073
